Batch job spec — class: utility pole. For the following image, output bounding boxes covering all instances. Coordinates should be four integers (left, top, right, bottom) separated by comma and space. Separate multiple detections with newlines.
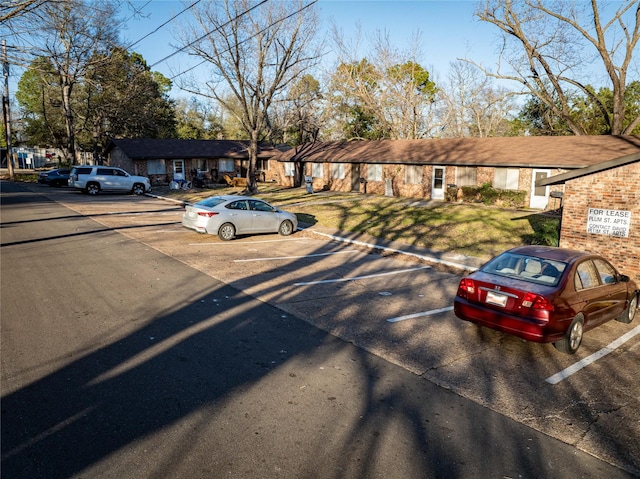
2, 39, 15, 180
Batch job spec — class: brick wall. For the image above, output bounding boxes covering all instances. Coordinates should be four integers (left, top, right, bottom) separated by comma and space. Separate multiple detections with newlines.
477, 167, 493, 185
108, 148, 135, 172
276, 161, 572, 211
559, 161, 640, 281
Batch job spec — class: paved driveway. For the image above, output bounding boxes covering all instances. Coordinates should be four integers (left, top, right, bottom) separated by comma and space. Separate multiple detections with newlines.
33, 185, 640, 475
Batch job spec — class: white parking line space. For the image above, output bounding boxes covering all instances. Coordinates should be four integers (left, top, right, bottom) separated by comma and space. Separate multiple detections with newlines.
107, 212, 179, 216
42, 188, 640, 474
386, 306, 454, 323
293, 265, 432, 286
233, 249, 360, 262
545, 324, 640, 384
307, 229, 478, 271
188, 238, 310, 246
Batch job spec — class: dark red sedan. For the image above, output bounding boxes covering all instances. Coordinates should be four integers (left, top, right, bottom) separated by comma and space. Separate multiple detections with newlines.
454, 246, 638, 354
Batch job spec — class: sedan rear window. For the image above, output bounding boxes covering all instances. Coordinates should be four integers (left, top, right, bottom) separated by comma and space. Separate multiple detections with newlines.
575, 261, 599, 290
196, 197, 226, 208
482, 252, 567, 286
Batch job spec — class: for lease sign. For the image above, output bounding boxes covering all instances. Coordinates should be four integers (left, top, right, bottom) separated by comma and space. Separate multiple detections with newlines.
586, 208, 632, 237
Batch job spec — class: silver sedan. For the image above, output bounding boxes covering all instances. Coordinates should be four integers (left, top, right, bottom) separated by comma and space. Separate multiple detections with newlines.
181, 195, 298, 240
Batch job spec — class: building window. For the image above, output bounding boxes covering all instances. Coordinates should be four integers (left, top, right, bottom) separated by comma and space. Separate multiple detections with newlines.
311, 163, 323, 178
284, 162, 295, 176
219, 159, 234, 172
147, 159, 166, 174
195, 159, 208, 172
367, 164, 382, 181
494, 167, 519, 190
257, 159, 269, 171
331, 163, 345, 179
405, 165, 423, 184
457, 166, 477, 186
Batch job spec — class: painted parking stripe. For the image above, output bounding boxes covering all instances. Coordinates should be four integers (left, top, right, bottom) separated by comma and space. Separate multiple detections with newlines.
386, 306, 454, 323
189, 238, 309, 245
293, 265, 432, 286
233, 250, 360, 262
545, 324, 640, 385
306, 229, 478, 271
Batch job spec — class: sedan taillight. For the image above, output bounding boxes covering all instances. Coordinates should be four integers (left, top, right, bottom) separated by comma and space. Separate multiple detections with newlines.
457, 278, 476, 299
197, 211, 219, 217
521, 292, 554, 311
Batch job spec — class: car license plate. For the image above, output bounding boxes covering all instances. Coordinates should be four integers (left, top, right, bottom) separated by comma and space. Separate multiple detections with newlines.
486, 290, 507, 307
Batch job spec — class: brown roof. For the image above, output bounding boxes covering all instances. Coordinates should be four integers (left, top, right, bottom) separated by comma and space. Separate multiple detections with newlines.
106, 139, 279, 160
275, 136, 640, 169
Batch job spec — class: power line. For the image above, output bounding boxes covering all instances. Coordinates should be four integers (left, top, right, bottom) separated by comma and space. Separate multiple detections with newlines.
118, 0, 153, 30
149, 0, 269, 70
4, 0, 318, 99
125, 0, 203, 51
165, 0, 318, 82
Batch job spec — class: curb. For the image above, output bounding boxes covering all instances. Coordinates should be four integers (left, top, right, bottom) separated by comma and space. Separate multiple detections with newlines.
148, 192, 485, 273
145, 192, 190, 206
302, 227, 481, 273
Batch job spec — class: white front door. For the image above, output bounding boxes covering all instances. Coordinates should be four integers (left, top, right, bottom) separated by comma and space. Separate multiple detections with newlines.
530, 169, 550, 209
432, 166, 445, 200
173, 160, 185, 181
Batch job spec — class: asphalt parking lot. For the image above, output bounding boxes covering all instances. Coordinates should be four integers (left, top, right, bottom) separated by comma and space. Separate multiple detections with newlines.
30, 185, 640, 475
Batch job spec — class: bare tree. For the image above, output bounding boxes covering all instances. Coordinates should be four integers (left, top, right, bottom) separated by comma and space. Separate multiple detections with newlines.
372, 30, 438, 139
177, 0, 321, 193
473, 0, 640, 135
265, 73, 322, 145
439, 60, 517, 137
6, 0, 120, 162
0, 0, 51, 23
328, 26, 438, 140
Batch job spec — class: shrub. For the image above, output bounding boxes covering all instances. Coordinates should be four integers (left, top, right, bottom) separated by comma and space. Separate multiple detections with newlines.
445, 185, 459, 202
528, 215, 560, 246
459, 183, 526, 208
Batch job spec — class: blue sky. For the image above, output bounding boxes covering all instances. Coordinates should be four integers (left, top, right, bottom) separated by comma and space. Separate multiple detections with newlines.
316, 0, 499, 70
123, 0, 501, 98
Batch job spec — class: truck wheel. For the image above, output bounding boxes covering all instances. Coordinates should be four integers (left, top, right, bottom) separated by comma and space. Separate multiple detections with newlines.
132, 183, 145, 195
86, 183, 100, 195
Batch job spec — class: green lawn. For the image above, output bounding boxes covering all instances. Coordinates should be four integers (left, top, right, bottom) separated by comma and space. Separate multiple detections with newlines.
158, 184, 560, 260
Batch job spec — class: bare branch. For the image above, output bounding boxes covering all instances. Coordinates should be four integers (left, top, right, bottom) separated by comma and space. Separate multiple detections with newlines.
472, 0, 640, 135
0, 0, 51, 23
175, 0, 321, 192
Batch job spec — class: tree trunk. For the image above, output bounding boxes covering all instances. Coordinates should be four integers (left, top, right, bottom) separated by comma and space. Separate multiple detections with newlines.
92, 117, 101, 165
247, 132, 259, 194
2, 95, 15, 180
61, 80, 76, 164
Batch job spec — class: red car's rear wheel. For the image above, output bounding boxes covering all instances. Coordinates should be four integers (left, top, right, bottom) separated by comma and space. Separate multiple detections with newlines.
554, 316, 583, 355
